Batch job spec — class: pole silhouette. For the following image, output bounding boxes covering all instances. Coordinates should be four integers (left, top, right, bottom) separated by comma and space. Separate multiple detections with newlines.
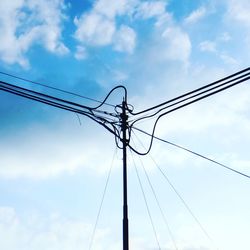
121, 99, 129, 250
1, 67, 250, 249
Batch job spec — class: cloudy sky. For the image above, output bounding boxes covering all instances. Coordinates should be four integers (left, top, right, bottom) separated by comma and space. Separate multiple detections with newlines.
0, 0, 250, 249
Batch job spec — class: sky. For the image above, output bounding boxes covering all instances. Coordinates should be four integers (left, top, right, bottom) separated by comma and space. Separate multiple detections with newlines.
0, 0, 250, 249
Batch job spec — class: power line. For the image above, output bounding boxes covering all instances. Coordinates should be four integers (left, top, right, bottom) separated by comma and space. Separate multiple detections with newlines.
130, 70, 250, 125
0, 79, 122, 113
0, 70, 116, 108
89, 147, 117, 250
0, 80, 98, 111
0, 80, 125, 139
129, 148, 162, 250
131, 137, 178, 250
1, 67, 250, 250
131, 67, 250, 115
131, 131, 218, 249
128, 71, 250, 155
156, 162, 218, 249
133, 127, 250, 180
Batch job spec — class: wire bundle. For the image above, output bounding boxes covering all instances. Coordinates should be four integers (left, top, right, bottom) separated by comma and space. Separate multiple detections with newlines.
1, 67, 250, 250
0, 78, 128, 141
127, 67, 250, 155
1, 67, 250, 177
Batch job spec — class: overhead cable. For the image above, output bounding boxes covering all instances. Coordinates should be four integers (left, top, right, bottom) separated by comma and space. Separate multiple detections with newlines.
0, 80, 126, 139
89, 147, 117, 250
131, 67, 250, 115
129, 149, 162, 250
131, 132, 217, 249
130, 70, 250, 126
133, 127, 250, 180
0, 70, 116, 108
130, 137, 178, 250
129, 72, 250, 155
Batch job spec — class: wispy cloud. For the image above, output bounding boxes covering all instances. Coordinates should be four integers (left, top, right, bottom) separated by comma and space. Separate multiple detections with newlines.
0, 206, 110, 250
199, 41, 217, 52
184, 6, 207, 25
113, 25, 137, 53
134, 0, 166, 19
199, 37, 238, 66
73, 0, 169, 58
0, 118, 119, 179
0, 0, 69, 68
73, 0, 137, 55
226, 0, 250, 26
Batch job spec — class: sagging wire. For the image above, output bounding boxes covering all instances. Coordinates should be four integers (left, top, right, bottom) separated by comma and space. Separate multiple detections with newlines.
127, 68, 250, 155
89, 147, 118, 250
131, 131, 218, 250
0, 70, 116, 108
130, 136, 179, 250
0, 80, 125, 113
133, 127, 250, 180
129, 147, 162, 250
130, 67, 250, 116
0, 81, 129, 140
0, 82, 119, 138
130, 70, 250, 125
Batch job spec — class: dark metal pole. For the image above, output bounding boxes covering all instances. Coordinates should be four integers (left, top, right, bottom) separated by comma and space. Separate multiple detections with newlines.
121, 100, 129, 250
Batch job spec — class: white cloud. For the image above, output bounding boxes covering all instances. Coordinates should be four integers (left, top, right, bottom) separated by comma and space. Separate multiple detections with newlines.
74, 45, 87, 60
0, 206, 111, 250
0, 118, 120, 179
184, 6, 207, 25
0, 0, 29, 67
94, 0, 136, 19
219, 52, 239, 66
161, 27, 191, 64
0, 0, 68, 68
73, 0, 136, 53
224, 0, 250, 55
74, 11, 137, 55
74, 13, 115, 46
218, 32, 231, 42
199, 39, 239, 66
135, 1, 166, 19
73, 0, 170, 57
199, 41, 217, 52
226, 0, 250, 26
26, 0, 69, 54
113, 25, 136, 53
0, 206, 190, 250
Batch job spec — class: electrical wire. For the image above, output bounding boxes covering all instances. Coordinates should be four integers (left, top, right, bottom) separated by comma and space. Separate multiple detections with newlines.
130, 137, 178, 250
0, 80, 124, 114
88, 147, 117, 250
0, 70, 116, 108
130, 70, 250, 126
133, 127, 250, 180
131, 132, 218, 249
129, 148, 162, 250
128, 73, 250, 155
128, 68, 250, 155
133, 156, 177, 249
0, 81, 127, 139
0, 83, 116, 132
156, 160, 217, 249
131, 67, 250, 116
75, 112, 82, 126
0, 80, 125, 129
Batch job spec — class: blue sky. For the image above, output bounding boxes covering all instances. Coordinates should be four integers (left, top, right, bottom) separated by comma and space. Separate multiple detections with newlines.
1, 0, 250, 249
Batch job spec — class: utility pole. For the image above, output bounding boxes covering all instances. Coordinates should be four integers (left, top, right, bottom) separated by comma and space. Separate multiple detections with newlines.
1, 67, 250, 250
121, 99, 129, 250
